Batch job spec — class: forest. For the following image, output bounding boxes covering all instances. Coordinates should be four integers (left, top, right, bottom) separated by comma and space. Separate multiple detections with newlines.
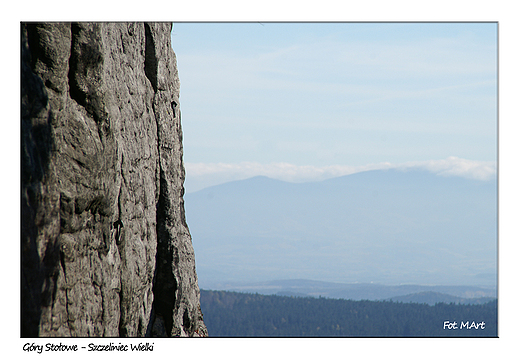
199, 290, 497, 337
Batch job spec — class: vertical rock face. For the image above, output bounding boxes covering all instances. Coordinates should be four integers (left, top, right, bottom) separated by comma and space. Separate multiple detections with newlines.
21, 22, 207, 337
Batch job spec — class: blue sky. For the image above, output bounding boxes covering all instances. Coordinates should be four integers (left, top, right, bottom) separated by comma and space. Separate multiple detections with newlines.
170, 22, 497, 192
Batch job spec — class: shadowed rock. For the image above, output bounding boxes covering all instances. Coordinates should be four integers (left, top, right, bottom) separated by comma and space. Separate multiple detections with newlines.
21, 22, 207, 337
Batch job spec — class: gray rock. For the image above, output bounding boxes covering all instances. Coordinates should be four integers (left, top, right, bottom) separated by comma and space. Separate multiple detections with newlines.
21, 22, 207, 337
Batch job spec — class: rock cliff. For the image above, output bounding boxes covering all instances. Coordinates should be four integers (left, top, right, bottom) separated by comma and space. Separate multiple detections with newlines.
21, 22, 207, 337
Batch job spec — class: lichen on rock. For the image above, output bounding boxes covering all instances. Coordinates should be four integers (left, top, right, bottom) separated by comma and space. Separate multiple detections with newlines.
21, 22, 207, 337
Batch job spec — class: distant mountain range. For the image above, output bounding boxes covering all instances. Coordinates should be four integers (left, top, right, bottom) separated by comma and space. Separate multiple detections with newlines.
201, 278, 496, 305
185, 169, 497, 289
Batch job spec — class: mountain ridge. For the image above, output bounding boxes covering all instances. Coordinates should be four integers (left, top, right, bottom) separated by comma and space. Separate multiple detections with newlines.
200, 278, 497, 302
190, 168, 495, 194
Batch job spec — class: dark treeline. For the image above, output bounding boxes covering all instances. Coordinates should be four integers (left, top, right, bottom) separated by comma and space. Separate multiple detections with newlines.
200, 290, 497, 337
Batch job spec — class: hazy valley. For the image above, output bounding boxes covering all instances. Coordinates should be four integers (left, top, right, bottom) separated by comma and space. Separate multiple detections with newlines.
186, 169, 497, 291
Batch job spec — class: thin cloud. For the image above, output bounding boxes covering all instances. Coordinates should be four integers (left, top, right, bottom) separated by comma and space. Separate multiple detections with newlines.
399, 157, 497, 181
184, 157, 496, 192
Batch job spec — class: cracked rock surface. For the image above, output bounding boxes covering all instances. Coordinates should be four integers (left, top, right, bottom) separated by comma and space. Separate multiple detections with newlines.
21, 22, 207, 337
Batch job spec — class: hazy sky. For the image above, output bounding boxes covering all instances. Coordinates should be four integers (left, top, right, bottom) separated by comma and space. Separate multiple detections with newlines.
172, 22, 497, 192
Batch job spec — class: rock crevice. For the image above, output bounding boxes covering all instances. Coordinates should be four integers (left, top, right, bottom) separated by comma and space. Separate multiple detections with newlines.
21, 22, 207, 337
